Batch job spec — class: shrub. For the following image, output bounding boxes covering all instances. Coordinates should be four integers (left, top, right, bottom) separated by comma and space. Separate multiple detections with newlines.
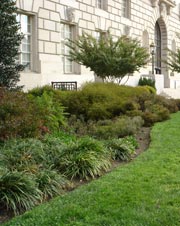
142, 104, 170, 126
174, 99, 180, 110
0, 89, 42, 141
56, 137, 111, 180
104, 136, 137, 161
143, 85, 156, 94
29, 91, 67, 133
90, 116, 144, 139
0, 170, 41, 214
0, 88, 68, 141
28, 85, 57, 97
57, 83, 151, 121
154, 95, 178, 113
138, 77, 156, 89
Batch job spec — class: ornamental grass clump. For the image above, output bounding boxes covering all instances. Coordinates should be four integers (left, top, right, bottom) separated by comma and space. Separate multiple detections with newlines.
104, 136, 138, 161
56, 137, 111, 180
0, 138, 70, 215
35, 169, 67, 200
1, 139, 47, 173
0, 169, 41, 214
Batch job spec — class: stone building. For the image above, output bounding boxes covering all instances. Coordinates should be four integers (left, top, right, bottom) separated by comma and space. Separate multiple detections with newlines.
16, 0, 180, 95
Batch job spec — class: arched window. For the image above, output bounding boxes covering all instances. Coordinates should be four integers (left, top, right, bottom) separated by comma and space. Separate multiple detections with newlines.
155, 22, 161, 74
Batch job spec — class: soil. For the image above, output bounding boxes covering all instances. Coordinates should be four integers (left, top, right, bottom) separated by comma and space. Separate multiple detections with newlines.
134, 127, 151, 156
0, 127, 151, 225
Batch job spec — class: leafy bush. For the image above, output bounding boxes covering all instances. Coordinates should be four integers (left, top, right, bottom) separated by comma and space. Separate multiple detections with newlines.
29, 91, 67, 133
57, 83, 151, 121
28, 85, 57, 97
90, 116, 144, 139
0, 88, 68, 141
0, 170, 41, 214
104, 136, 137, 161
142, 104, 170, 126
138, 77, 156, 89
154, 95, 178, 113
56, 137, 111, 180
174, 99, 180, 110
142, 85, 156, 94
0, 88, 42, 141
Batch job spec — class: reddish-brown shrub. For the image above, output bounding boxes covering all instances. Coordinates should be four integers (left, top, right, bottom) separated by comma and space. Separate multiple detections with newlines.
0, 88, 42, 141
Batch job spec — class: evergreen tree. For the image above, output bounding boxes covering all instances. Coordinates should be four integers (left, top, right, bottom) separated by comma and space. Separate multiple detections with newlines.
67, 32, 149, 83
0, 0, 24, 89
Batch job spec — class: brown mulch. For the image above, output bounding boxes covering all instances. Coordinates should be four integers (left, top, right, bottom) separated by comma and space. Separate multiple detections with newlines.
0, 127, 151, 225
134, 127, 151, 156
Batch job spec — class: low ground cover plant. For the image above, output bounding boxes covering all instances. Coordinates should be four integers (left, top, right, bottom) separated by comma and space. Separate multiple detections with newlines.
0, 133, 137, 215
104, 136, 138, 161
55, 137, 111, 180
3, 112, 180, 226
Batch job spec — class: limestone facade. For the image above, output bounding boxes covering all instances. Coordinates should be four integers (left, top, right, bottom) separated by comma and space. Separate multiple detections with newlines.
16, 0, 180, 93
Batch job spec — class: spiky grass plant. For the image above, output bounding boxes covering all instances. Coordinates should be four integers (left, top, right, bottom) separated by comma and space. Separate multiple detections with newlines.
57, 137, 111, 180
104, 136, 137, 161
0, 170, 41, 214
1, 138, 47, 173
36, 169, 67, 199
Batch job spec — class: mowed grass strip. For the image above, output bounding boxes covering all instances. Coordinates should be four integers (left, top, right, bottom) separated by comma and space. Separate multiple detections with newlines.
4, 113, 180, 226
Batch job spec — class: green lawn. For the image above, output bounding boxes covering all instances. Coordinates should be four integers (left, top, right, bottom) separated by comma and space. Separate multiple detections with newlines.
4, 113, 180, 226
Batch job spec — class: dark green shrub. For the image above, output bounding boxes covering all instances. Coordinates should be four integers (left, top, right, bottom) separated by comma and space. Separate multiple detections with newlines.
57, 83, 151, 121
152, 104, 170, 121
174, 99, 180, 110
135, 92, 155, 112
138, 77, 156, 89
90, 116, 144, 139
142, 112, 158, 127
29, 91, 67, 133
154, 95, 178, 113
28, 85, 57, 97
87, 102, 112, 120
56, 137, 111, 180
0, 170, 41, 214
104, 136, 137, 161
142, 104, 169, 126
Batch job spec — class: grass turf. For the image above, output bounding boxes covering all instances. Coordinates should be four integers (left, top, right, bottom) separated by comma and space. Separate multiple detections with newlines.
3, 112, 180, 226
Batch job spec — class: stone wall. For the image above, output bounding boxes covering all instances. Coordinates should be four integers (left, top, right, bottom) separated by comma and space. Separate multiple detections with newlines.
16, 0, 180, 91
